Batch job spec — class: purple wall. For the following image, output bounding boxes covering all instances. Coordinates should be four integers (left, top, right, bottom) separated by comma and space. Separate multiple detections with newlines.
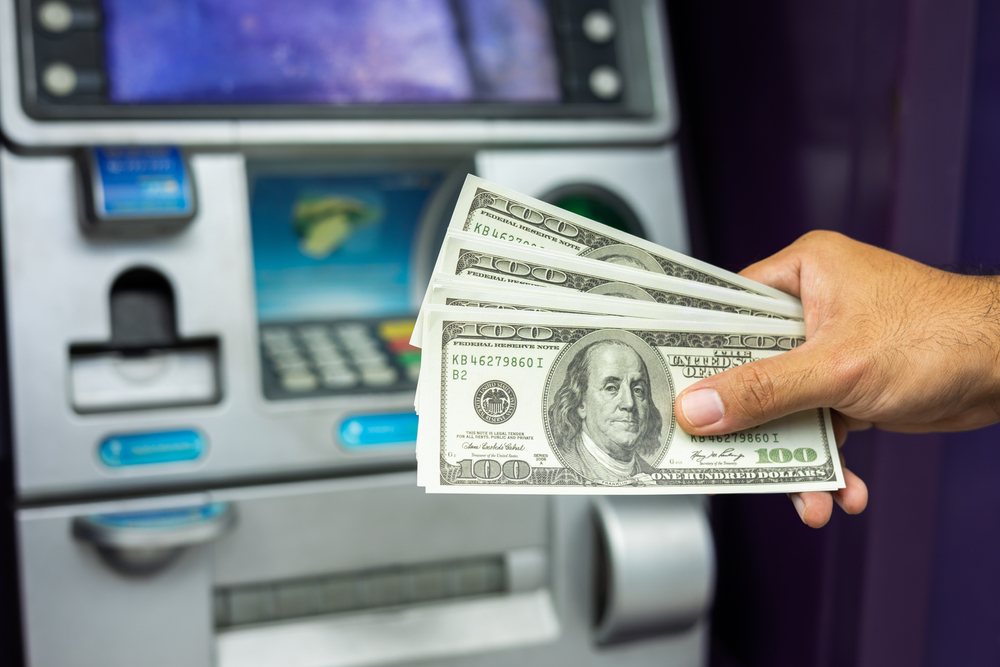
926, 1, 1000, 664
669, 1, 996, 665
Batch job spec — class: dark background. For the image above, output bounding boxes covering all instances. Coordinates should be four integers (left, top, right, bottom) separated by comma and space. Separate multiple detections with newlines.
669, 1, 1000, 666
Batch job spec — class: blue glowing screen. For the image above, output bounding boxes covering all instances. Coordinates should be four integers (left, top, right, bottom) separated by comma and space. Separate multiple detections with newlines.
250, 170, 444, 323
101, 0, 561, 104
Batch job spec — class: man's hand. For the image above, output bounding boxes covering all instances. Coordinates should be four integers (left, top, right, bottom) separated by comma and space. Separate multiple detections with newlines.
674, 231, 1000, 527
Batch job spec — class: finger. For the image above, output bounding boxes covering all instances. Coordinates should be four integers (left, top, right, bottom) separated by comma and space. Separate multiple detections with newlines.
831, 411, 848, 447
830, 411, 872, 449
842, 414, 873, 432
739, 245, 805, 298
833, 467, 868, 515
788, 491, 834, 528
675, 343, 845, 434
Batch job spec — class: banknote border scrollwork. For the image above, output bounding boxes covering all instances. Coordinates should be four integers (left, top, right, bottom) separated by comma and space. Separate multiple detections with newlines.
438, 322, 830, 487
466, 188, 757, 293
464, 191, 497, 230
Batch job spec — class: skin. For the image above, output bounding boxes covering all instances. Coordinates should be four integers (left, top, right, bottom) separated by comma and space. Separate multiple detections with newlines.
579, 343, 651, 462
674, 230, 1000, 528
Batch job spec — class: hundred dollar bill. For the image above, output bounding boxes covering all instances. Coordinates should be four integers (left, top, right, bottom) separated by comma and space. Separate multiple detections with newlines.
416, 307, 842, 494
412, 232, 803, 347
414, 277, 805, 412
446, 175, 798, 304
427, 276, 803, 329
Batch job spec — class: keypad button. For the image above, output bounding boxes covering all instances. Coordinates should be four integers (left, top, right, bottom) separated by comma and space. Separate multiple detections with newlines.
351, 353, 385, 366
264, 341, 298, 357
314, 354, 350, 368
314, 357, 350, 373
321, 370, 358, 389
262, 328, 293, 342
387, 338, 419, 354
336, 324, 368, 338
397, 351, 421, 367
273, 357, 310, 374
305, 338, 340, 353
282, 372, 318, 393
378, 320, 416, 340
361, 367, 398, 387
298, 325, 329, 339
302, 337, 337, 350
269, 348, 305, 361
343, 337, 379, 351
355, 357, 391, 371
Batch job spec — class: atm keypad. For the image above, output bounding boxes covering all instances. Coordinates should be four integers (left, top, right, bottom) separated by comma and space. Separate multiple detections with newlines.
260, 319, 418, 400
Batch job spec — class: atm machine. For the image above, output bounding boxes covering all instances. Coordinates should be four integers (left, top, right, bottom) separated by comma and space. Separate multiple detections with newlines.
0, 1, 714, 665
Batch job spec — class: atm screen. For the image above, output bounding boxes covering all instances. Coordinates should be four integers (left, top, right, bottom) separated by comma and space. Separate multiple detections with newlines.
101, 0, 561, 104
249, 169, 445, 323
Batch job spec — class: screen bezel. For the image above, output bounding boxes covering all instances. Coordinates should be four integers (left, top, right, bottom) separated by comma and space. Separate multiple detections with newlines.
18, 0, 636, 121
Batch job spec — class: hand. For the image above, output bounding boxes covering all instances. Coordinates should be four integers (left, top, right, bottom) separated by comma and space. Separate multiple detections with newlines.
674, 231, 1000, 527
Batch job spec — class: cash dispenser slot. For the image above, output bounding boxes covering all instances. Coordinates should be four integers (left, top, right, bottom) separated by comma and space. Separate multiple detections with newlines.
210, 476, 557, 667
213, 549, 545, 629
69, 267, 220, 413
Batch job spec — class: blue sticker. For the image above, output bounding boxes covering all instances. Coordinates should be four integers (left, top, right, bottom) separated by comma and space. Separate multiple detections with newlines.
93, 146, 193, 219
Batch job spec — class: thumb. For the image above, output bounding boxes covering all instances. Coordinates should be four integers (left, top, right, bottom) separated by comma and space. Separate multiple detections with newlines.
675, 344, 840, 434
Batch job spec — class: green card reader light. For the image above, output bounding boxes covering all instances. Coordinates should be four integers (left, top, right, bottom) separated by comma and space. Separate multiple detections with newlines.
80, 146, 196, 236
544, 183, 643, 238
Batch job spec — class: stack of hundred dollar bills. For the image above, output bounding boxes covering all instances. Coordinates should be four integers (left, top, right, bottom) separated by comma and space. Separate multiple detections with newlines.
411, 175, 844, 495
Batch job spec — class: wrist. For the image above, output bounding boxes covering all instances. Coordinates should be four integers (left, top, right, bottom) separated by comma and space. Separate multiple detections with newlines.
962, 274, 1000, 397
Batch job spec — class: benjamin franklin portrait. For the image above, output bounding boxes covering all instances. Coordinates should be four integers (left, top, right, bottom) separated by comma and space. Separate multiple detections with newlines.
582, 244, 665, 274
545, 332, 672, 485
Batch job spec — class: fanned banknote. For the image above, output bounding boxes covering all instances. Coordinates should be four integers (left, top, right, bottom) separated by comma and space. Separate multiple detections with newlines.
412, 232, 802, 347
416, 308, 842, 495
445, 175, 798, 303
411, 176, 799, 349
414, 277, 806, 411
426, 276, 806, 328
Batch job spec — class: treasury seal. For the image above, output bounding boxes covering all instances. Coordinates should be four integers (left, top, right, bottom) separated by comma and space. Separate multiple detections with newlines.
474, 380, 517, 424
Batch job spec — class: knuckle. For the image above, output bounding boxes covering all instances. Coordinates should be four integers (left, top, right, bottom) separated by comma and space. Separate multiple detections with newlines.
826, 348, 871, 401
798, 229, 844, 247
729, 363, 779, 423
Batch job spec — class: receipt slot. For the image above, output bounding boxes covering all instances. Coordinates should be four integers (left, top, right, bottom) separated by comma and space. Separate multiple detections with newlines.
2, 0, 712, 665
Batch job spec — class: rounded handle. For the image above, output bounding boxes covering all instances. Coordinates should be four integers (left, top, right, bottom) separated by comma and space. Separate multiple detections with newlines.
592, 496, 715, 645
72, 502, 235, 575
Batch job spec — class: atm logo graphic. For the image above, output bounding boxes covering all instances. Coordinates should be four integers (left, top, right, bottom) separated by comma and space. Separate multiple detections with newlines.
474, 380, 517, 424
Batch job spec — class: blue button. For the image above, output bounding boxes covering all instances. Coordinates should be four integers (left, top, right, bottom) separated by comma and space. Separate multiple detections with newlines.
99, 429, 205, 467
339, 413, 418, 448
